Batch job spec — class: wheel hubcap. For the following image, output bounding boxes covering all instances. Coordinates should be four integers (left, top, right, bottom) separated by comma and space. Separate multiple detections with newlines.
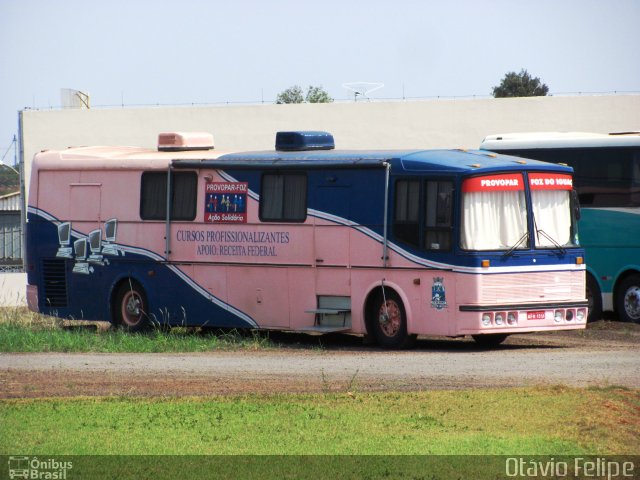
378, 300, 401, 337
122, 292, 142, 325
623, 286, 640, 320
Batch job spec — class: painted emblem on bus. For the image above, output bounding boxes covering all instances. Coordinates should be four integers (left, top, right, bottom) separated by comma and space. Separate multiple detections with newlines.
431, 277, 447, 310
205, 181, 248, 223
55, 219, 125, 274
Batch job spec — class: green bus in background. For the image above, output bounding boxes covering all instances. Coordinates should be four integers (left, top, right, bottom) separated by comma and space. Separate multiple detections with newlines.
480, 132, 640, 323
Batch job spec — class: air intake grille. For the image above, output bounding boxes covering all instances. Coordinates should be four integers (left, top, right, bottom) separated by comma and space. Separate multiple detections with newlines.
42, 259, 68, 308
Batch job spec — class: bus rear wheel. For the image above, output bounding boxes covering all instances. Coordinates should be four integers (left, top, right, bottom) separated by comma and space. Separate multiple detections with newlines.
371, 290, 416, 349
616, 274, 640, 324
114, 281, 150, 332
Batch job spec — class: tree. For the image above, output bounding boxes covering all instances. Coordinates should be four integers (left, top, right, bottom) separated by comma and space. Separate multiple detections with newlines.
276, 85, 333, 104
0, 165, 20, 197
305, 85, 333, 103
276, 85, 304, 104
492, 69, 549, 98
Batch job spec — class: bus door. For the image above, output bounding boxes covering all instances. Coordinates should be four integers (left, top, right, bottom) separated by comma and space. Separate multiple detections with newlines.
313, 181, 351, 295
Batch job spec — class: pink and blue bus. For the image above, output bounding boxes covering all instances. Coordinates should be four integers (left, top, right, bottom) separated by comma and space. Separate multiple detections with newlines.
26, 131, 587, 348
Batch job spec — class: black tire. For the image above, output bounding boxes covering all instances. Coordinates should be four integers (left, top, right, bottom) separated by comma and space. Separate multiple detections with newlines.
586, 273, 603, 323
615, 274, 640, 323
370, 290, 416, 349
114, 281, 150, 332
472, 334, 508, 348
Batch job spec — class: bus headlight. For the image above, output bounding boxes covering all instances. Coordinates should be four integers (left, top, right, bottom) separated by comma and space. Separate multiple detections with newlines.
566, 310, 574, 322
507, 312, 517, 326
495, 313, 504, 326
554, 310, 564, 323
576, 309, 586, 322
482, 313, 492, 326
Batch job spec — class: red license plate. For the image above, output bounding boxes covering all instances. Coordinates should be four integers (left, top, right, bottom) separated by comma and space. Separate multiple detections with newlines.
527, 311, 546, 320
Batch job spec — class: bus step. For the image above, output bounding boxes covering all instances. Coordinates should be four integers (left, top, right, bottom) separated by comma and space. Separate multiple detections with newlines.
305, 308, 351, 328
305, 308, 351, 315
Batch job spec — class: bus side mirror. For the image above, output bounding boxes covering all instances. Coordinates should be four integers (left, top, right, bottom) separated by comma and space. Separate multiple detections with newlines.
571, 189, 581, 221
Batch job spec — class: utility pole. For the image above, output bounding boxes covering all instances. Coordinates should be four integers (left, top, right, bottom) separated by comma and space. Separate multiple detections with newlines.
18, 113, 27, 271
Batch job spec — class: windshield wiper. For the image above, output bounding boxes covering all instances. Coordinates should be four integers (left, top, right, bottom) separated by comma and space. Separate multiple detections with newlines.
502, 232, 529, 258
532, 212, 567, 255
536, 229, 567, 255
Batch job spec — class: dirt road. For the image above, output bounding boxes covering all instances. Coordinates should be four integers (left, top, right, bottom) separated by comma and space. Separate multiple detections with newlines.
1, 321, 638, 398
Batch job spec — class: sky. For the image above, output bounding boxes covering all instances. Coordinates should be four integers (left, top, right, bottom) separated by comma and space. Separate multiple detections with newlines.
1, 0, 639, 166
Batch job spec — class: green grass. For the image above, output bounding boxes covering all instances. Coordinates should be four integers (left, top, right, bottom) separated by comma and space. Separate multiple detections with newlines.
0, 307, 275, 352
1, 387, 638, 456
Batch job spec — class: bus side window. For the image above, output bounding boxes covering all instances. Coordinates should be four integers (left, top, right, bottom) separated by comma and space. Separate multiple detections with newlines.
632, 151, 640, 206
393, 179, 420, 247
259, 173, 307, 222
140, 171, 197, 221
424, 180, 453, 251
633, 155, 640, 185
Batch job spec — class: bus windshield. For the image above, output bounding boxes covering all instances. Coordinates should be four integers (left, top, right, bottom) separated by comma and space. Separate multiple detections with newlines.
461, 174, 528, 250
531, 189, 576, 248
529, 173, 578, 249
461, 172, 578, 251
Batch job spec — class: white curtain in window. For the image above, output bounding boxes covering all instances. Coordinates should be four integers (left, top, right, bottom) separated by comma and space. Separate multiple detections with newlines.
531, 190, 572, 246
461, 191, 528, 250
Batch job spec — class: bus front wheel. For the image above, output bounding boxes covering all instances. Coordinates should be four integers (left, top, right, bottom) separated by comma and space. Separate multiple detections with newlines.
586, 273, 602, 322
472, 334, 508, 348
616, 274, 640, 324
371, 290, 416, 349
114, 281, 150, 332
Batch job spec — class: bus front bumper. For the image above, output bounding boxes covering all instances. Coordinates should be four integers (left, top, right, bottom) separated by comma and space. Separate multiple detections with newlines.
456, 301, 588, 335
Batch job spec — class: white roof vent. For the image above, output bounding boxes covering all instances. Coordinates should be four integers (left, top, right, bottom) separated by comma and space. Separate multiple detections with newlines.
158, 132, 214, 151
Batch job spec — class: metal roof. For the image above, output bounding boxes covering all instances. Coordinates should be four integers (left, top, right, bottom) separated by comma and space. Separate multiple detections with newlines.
0, 191, 21, 211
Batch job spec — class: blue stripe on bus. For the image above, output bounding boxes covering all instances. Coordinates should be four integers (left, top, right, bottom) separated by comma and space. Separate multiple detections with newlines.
27, 209, 258, 327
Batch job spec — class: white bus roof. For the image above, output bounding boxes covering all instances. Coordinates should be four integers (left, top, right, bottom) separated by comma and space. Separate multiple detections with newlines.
32, 131, 228, 170
480, 131, 640, 150
33, 144, 232, 171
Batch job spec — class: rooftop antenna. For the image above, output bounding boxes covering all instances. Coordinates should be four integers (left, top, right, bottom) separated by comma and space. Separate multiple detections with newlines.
342, 82, 384, 102
61, 89, 90, 109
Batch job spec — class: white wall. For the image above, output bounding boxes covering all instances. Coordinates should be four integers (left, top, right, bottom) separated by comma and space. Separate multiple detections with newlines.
21, 94, 640, 199
0, 272, 26, 307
